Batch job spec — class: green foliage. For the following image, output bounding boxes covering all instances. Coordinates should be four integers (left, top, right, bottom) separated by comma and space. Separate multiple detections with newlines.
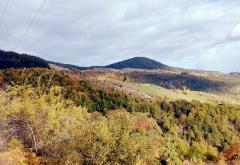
0, 69, 132, 114
188, 141, 218, 161
7, 139, 24, 150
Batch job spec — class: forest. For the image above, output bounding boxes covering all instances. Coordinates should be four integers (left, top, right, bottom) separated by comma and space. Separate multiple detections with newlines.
0, 68, 240, 164
0, 50, 49, 69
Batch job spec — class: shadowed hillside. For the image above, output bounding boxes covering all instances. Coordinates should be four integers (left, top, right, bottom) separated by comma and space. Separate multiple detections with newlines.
107, 57, 171, 70
0, 50, 49, 69
127, 71, 228, 92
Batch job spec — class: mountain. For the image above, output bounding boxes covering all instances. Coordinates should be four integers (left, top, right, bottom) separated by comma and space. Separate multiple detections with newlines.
50, 57, 172, 71
0, 49, 219, 74
0, 50, 49, 69
106, 57, 171, 70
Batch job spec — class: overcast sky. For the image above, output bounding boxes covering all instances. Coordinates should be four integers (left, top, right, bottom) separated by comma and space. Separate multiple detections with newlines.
1, 0, 240, 72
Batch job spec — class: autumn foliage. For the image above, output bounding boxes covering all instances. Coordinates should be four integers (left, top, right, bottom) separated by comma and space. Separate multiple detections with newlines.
0, 69, 240, 164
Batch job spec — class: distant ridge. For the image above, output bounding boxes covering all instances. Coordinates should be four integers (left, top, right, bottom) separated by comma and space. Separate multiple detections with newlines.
229, 72, 240, 76
0, 50, 49, 69
0, 50, 225, 74
106, 57, 171, 70
50, 57, 172, 71
48, 61, 89, 71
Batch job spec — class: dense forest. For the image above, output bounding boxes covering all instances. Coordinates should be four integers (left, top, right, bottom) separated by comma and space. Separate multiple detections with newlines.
106, 57, 171, 70
0, 68, 240, 164
0, 50, 49, 69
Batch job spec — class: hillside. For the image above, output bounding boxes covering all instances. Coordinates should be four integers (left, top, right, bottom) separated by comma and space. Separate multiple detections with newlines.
127, 71, 229, 92
1, 68, 240, 164
0, 50, 49, 69
91, 71, 240, 104
1, 0, 239, 163
48, 61, 89, 71
1, 50, 239, 94
106, 57, 171, 70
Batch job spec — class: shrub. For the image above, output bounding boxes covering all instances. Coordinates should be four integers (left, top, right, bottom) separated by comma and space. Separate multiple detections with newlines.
0, 86, 162, 164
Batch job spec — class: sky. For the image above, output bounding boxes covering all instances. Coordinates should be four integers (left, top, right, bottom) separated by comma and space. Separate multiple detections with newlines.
0, 0, 240, 73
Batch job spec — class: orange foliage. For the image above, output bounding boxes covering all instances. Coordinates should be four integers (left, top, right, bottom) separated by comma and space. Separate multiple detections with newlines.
91, 111, 102, 119
107, 109, 128, 116
135, 115, 154, 131
224, 143, 240, 161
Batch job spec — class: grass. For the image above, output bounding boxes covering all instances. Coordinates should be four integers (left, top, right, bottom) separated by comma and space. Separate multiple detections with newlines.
136, 84, 240, 104
94, 72, 240, 105
136, 84, 209, 102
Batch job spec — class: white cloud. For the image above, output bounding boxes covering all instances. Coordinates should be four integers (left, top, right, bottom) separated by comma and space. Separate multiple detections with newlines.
194, 41, 240, 73
229, 23, 240, 40
0, 0, 240, 72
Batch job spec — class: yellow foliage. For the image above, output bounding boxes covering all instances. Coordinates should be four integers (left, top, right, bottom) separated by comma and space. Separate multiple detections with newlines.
0, 86, 162, 164
0, 148, 26, 165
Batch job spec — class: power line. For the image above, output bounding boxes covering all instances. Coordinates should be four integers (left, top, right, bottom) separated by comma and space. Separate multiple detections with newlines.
15, 0, 48, 50
0, 0, 11, 28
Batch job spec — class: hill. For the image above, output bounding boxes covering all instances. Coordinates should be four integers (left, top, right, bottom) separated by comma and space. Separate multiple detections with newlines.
106, 57, 171, 70
126, 71, 229, 92
50, 57, 172, 71
0, 50, 49, 69
1, 68, 240, 164
1, 49, 239, 94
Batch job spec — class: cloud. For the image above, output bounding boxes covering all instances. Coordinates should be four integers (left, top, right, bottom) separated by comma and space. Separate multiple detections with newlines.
194, 42, 240, 72
229, 23, 240, 40
0, 0, 240, 72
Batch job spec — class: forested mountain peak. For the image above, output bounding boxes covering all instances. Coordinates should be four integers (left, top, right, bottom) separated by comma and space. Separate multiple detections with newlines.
106, 57, 171, 70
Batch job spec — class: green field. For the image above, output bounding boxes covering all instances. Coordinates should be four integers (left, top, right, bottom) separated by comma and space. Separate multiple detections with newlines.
95, 72, 240, 105
136, 84, 240, 104
136, 84, 209, 102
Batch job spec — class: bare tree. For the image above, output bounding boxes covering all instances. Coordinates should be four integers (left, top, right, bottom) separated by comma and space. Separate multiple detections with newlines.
0, 116, 37, 153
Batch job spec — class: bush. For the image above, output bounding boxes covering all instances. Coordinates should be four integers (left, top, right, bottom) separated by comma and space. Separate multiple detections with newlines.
0, 86, 162, 164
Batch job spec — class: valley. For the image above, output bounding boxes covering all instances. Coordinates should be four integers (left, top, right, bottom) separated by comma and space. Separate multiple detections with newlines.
88, 70, 240, 105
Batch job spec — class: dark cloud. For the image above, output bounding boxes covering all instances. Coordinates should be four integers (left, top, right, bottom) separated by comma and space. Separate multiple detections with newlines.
0, 0, 240, 72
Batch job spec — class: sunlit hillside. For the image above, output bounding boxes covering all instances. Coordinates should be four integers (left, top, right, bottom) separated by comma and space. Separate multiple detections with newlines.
0, 68, 240, 164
